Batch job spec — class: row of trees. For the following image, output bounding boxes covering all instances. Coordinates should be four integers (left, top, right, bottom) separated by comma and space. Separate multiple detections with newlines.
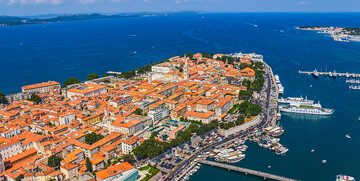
63, 73, 108, 88
220, 114, 245, 130
133, 120, 218, 158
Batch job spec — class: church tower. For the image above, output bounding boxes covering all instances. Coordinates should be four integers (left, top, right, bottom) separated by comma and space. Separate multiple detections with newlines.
184, 55, 189, 79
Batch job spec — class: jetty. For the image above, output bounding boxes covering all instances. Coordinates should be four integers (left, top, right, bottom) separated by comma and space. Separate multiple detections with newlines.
299, 70, 360, 78
106, 71, 122, 75
198, 160, 299, 181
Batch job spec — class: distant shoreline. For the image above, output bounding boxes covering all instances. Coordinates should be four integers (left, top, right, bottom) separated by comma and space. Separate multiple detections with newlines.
297, 26, 360, 42
0, 12, 197, 27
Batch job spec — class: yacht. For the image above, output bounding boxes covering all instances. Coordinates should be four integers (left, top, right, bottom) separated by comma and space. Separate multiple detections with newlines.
227, 154, 246, 163
313, 69, 319, 77
322, 160, 327, 164
336, 175, 356, 181
345, 134, 351, 139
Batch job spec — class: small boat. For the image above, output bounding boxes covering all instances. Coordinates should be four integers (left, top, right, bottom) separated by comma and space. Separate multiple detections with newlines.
336, 174, 356, 181
345, 134, 351, 139
358, 116, 360, 121
311, 149, 315, 153
322, 160, 327, 164
268, 165, 271, 168
310, 85, 313, 87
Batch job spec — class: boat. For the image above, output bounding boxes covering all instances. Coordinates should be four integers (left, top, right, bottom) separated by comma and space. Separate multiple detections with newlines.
276, 111, 281, 120
336, 175, 356, 181
311, 149, 315, 152
279, 105, 334, 116
227, 154, 246, 163
278, 96, 314, 106
313, 69, 319, 77
278, 84, 284, 94
345, 134, 351, 139
275, 75, 281, 84
322, 160, 327, 164
358, 116, 360, 121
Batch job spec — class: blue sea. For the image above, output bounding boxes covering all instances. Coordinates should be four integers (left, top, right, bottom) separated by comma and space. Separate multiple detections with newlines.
1, 13, 360, 180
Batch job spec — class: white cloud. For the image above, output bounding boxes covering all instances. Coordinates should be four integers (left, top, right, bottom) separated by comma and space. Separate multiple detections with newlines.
7, 0, 63, 5
144, 0, 149, 2
175, 0, 189, 4
76, 0, 99, 4
297, 1, 309, 5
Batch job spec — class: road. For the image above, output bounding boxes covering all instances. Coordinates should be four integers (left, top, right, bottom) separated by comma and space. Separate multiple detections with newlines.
164, 63, 275, 181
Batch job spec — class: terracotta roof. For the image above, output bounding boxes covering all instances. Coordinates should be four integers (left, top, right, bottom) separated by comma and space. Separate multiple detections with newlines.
96, 162, 134, 180
22, 81, 60, 90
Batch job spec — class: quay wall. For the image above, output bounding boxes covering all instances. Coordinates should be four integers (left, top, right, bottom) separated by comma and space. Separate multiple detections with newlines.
218, 115, 260, 137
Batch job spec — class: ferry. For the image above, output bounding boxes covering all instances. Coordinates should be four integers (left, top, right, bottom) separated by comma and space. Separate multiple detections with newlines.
336, 175, 356, 181
279, 105, 334, 115
278, 96, 314, 106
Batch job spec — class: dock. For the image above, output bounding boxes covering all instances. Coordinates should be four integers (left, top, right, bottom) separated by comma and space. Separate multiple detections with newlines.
106, 71, 122, 75
299, 70, 360, 77
198, 160, 299, 181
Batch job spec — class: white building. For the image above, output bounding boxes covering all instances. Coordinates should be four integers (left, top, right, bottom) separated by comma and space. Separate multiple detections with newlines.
21, 81, 60, 94
148, 101, 169, 123
59, 113, 75, 125
109, 95, 132, 108
110, 119, 147, 134
67, 83, 107, 100
0, 141, 22, 160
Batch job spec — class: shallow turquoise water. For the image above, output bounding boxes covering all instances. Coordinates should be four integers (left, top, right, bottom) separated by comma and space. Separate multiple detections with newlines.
1, 13, 360, 180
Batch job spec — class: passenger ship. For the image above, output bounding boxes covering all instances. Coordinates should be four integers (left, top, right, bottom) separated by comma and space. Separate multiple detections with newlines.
278, 96, 334, 116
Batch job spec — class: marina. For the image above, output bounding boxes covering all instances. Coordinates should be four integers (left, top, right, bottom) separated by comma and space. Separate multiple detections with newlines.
299, 70, 360, 78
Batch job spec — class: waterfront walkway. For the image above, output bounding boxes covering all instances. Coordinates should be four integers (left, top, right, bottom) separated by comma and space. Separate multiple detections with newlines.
198, 160, 299, 181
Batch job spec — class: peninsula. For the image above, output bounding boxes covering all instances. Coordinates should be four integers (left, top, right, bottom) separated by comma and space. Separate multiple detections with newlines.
0, 52, 289, 181
0, 12, 194, 27
297, 26, 360, 42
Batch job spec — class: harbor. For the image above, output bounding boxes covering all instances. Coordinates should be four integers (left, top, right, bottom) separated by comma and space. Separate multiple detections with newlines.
299, 70, 360, 78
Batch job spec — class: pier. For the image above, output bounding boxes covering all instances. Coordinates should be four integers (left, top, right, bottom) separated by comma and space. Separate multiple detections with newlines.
198, 160, 299, 181
106, 71, 122, 75
299, 70, 360, 77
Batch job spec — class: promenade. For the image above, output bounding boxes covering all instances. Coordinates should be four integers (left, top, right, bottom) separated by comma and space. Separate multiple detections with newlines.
199, 160, 299, 181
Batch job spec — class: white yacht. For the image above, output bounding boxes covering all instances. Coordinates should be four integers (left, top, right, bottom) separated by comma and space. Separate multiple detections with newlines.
336, 175, 356, 181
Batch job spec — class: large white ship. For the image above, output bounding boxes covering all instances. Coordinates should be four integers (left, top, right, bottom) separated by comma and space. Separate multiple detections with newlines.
278, 96, 334, 115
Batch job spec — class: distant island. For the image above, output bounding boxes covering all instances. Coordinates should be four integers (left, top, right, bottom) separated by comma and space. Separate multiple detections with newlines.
0, 12, 195, 27
297, 26, 360, 42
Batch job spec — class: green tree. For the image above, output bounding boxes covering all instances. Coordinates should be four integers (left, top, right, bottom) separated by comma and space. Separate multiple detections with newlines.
49, 179, 56, 181
86, 157, 92, 172
85, 132, 104, 145
102, 74, 109, 77
48, 155, 61, 168
235, 115, 245, 125
122, 154, 135, 164
63, 77, 80, 87
87, 73, 99, 80
150, 131, 158, 139
15, 174, 24, 181
238, 90, 253, 100
28, 94, 42, 104
0, 91, 7, 104
134, 108, 143, 115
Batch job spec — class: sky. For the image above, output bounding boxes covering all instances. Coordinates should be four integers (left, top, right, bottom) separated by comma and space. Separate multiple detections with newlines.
0, 0, 360, 16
